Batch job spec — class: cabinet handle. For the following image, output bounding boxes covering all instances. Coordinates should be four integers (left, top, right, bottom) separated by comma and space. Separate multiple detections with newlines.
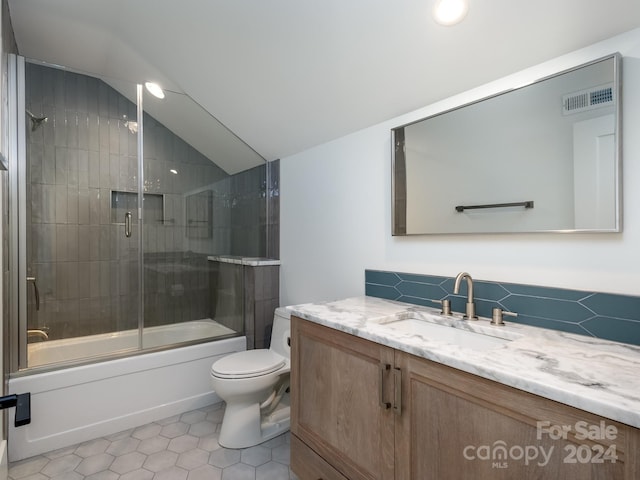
379, 363, 391, 410
393, 367, 402, 416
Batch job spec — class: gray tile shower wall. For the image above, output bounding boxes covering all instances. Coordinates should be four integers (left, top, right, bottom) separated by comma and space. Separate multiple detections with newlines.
209, 259, 280, 350
365, 269, 640, 346
266, 159, 280, 260
209, 261, 244, 334
244, 264, 280, 349
229, 164, 264, 257
207, 160, 279, 260
143, 252, 211, 328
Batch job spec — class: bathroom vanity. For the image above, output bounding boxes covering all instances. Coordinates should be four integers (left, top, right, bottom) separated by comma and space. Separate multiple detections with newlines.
289, 297, 640, 479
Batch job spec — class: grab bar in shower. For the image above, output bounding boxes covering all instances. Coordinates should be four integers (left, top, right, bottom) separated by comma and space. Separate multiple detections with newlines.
27, 276, 39, 311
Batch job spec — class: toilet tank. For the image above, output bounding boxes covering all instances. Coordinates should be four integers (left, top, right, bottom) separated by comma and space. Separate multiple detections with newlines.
269, 307, 291, 359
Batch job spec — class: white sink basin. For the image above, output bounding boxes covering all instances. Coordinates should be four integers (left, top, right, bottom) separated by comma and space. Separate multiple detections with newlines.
379, 317, 512, 351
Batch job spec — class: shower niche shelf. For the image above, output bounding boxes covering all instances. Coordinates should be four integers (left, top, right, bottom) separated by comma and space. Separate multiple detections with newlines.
111, 191, 165, 225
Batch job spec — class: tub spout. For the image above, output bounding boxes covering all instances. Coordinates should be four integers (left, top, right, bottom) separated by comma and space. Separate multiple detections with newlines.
27, 329, 49, 341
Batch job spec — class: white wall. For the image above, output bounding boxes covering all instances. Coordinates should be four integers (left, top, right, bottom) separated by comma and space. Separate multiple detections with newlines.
280, 28, 640, 306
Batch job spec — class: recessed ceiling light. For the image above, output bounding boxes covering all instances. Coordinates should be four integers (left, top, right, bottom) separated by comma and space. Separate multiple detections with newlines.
433, 0, 469, 26
145, 82, 165, 99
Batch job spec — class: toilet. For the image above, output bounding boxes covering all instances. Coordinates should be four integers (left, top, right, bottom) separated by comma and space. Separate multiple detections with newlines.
210, 307, 291, 449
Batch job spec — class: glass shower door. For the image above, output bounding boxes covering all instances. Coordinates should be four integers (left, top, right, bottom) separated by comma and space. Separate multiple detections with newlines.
141, 87, 231, 349
17, 57, 142, 369
140, 87, 251, 349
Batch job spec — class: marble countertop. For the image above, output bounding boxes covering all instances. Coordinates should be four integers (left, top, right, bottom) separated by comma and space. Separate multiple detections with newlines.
288, 296, 640, 429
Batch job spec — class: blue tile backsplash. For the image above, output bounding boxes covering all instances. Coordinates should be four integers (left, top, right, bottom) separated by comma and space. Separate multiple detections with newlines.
365, 270, 640, 346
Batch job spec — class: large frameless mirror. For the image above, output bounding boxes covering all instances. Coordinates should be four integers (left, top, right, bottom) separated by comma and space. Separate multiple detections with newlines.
392, 53, 622, 235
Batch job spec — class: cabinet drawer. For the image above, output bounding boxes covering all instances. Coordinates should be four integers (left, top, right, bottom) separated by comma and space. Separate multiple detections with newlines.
291, 434, 348, 480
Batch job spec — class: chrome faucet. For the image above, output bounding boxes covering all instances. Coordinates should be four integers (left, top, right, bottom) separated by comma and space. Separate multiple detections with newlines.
453, 272, 478, 320
27, 329, 49, 341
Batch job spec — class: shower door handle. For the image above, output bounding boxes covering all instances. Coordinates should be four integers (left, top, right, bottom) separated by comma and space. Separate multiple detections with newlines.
124, 212, 132, 238
26, 277, 39, 311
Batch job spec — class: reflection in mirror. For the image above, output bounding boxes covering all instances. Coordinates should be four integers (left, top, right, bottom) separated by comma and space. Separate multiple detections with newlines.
392, 53, 621, 235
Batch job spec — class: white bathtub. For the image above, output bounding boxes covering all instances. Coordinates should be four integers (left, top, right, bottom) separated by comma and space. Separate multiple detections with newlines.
27, 319, 237, 367
8, 321, 246, 461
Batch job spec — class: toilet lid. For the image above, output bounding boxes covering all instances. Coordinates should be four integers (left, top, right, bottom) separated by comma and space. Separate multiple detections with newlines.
211, 349, 286, 378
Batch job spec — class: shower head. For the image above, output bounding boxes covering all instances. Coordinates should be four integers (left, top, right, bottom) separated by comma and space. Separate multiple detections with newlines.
26, 110, 48, 132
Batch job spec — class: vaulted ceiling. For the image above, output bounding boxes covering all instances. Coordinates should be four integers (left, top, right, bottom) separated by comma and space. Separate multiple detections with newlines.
8, 0, 640, 164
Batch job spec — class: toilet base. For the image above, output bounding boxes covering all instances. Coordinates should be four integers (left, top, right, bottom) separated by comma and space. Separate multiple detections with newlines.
219, 394, 290, 449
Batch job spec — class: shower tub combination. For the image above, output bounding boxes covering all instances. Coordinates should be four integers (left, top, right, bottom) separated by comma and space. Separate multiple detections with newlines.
5, 54, 273, 463
8, 321, 246, 461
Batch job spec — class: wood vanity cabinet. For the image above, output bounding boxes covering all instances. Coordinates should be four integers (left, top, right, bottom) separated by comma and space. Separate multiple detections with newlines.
395, 351, 639, 479
291, 316, 395, 480
291, 316, 640, 480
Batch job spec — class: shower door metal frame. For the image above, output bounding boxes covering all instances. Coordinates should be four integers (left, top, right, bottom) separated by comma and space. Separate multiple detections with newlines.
136, 84, 144, 352
8, 54, 27, 372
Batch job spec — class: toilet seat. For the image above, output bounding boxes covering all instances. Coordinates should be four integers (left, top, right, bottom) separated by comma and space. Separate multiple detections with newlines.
211, 349, 286, 379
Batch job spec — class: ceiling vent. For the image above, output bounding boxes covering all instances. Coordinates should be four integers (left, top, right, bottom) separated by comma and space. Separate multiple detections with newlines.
562, 83, 614, 115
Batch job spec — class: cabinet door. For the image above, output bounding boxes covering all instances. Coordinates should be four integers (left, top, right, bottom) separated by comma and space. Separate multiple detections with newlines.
395, 351, 639, 480
291, 317, 395, 480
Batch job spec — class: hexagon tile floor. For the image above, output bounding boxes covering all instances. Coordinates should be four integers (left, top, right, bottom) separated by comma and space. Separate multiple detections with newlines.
8, 403, 299, 480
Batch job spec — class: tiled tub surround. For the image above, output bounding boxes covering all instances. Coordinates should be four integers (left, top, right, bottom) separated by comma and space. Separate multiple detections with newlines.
289, 296, 640, 429
365, 270, 640, 346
